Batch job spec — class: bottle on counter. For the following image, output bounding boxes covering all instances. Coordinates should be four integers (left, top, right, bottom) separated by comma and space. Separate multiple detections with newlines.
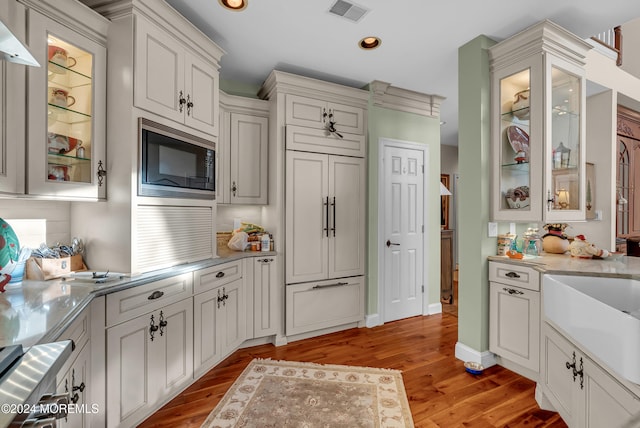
261, 234, 270, 252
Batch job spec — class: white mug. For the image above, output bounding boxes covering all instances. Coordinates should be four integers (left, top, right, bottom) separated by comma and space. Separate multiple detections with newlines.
49, 87, 76, 108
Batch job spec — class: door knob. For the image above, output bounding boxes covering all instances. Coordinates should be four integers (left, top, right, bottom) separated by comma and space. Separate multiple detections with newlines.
386, 240, 400, 247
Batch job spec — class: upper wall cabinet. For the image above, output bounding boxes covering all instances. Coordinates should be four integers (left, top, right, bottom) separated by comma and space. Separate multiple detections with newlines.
0, 2, 26, 195
489, 20, 592, 222
285, 94, 365, 135
135, 14, 220, 137
218, 92, 269, 205
22, 0, 108, 199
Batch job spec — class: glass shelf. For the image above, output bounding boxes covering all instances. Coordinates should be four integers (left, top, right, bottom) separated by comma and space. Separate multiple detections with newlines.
48, 104, 92, 125
48, 61, 91, 88
48, 152, 91, 166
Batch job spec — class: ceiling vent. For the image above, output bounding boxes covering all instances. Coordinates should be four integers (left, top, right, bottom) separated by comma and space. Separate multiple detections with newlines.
328, 0, 369, 23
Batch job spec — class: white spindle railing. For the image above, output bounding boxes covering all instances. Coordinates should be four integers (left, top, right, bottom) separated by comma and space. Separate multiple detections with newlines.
591, 26, 622, 66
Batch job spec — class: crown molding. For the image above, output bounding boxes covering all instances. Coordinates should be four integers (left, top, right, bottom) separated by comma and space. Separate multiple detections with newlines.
369, 80, 445, 118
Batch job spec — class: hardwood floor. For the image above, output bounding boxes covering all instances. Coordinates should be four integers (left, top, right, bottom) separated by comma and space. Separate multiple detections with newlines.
140, 314, 567, 428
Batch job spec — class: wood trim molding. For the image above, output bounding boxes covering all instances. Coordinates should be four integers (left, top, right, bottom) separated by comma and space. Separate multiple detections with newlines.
618, 105, 640, 139
369, 80, 445, 118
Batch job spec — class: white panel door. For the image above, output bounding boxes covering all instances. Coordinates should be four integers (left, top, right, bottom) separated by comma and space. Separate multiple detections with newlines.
134, 15, 184, 123
383, 145, 424, 322
158, 298, 193, 396
193, 288, 221, 375
230, 113, 268, 204
286, 151, 329, 284
184, 53, 219, 136
328, 156, 365, 278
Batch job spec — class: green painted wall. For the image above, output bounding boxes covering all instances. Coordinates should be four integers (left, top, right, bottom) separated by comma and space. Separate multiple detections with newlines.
457, 36, 497, 352
220, 80, 261, 98
366, 101, 442, 315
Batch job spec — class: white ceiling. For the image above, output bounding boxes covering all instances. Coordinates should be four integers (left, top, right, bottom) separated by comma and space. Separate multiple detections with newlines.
165, 0, 640, 146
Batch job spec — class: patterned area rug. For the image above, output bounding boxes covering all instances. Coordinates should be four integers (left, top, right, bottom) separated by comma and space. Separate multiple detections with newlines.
201, 359, 414, 428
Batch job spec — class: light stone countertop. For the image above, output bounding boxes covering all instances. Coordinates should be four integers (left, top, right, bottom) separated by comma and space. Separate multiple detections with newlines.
0, 249, 276, 349
488, 252, 640, 278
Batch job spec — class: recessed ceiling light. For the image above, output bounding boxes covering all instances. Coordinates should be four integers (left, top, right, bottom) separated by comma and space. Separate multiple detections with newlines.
218, 0, 247, 11
359, 36, 381, 50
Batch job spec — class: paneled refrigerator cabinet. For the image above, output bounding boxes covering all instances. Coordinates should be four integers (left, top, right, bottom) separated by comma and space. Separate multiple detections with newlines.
259, 71, 368, 338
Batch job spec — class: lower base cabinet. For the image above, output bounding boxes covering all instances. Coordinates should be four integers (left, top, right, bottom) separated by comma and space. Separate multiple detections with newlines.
194, 276, 246, 377
106, 298, 193, 428
286, 276, 364, 336
253, 257, 279, 338
540, 323, 640, 427
56, 339, 91, 428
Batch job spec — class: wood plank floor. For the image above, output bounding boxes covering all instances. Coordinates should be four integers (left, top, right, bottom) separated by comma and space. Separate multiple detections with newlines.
140, 313, 567, 427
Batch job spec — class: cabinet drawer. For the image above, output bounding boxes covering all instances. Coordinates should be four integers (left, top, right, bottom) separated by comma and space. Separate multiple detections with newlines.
194, 261, 242, 294
56, 306, 91, 378
489, 261, 539, 292
106, 273, 193, 326
286, 276, 364, 336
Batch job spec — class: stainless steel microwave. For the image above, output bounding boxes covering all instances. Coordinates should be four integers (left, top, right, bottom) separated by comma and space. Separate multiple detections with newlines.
139, 118, 215, 200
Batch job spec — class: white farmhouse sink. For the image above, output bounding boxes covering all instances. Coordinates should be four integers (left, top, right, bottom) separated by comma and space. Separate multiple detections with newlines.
543, 274, 640, 384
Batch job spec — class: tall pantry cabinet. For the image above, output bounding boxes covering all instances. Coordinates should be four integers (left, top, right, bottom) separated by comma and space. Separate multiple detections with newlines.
259, 71, 367, 337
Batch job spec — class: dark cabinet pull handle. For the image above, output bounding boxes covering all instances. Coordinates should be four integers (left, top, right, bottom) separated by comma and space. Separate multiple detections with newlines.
386, 240, 400, 248
216, 271, 225, 278
232, 181, 237, 196
503, 287, 524, 295
186, 94, 193, 115
97, 160, 106, 186
148, 290, 164, 300
178, 90, 186, 112
312, 281, 349, 290
217, 289, 223, 308
330, 197, 336, 237
258, 258, 274, 263
323, 197, 329, 237
149, 314, 158, 341
505, 271, 520, 279
159, 310, 167, 336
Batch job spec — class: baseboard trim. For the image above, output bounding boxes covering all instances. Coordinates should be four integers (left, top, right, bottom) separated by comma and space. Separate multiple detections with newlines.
455, 341, 497, 368
365, 313, 381, 328
427, 302, 442, 315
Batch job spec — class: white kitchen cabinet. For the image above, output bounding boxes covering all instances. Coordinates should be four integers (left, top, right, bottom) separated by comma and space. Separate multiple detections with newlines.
285, 94, 365, 135
0, 1, 26, 194
253, 256, 279, 338
22, 0, 107, 199
106, 297, 193, 428
489, 20, 592, 222
135, 14, 219, 136
286, 276, 365, 336
540, 323, 640, 427
285, 151, 365, 284
489, 261, 540, 376
56, 340, 91, 428
193, 264, 247, 376
218, 92, 269, 204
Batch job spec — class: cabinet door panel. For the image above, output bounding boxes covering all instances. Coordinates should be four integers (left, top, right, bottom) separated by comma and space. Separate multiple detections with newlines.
285, 151, 329, 283
328, 102, 364, 135
134, 15, 184, 123
106, 316, 153, 427
541, 325, 578, 426
254, 257, 278, 337
286, 125, 365, 157
230, 113, 268, 204
489, 283, 539, 371
26, 9, 106, 199
194, 288, 221, 374
221, 278, 246, 352
285, 94, 326, 128
328, 156, 365, 278
184, 54, 218, 135
159, 298, 193, 394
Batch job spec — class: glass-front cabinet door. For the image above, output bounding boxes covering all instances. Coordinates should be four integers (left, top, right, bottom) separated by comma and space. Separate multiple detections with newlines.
545, 60, 586, 222
491, 58, 543, 222
490, 20, 589, 223
26, 9, 106, 199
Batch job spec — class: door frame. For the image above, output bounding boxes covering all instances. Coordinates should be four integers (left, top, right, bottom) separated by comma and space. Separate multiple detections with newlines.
377, 138, 430, 323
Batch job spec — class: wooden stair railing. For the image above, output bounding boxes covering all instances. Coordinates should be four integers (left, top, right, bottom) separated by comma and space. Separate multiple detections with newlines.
591, 26, 622, 66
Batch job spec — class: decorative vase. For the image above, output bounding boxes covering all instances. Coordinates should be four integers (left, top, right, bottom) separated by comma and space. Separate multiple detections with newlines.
542, 234, 570, 254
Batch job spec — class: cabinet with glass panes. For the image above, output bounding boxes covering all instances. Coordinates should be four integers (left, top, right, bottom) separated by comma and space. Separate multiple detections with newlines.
489, 20, 592, 222
25, 2, 107, 199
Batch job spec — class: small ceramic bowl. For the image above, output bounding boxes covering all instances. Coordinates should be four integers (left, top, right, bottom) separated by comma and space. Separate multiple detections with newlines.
464, 361, 485, 375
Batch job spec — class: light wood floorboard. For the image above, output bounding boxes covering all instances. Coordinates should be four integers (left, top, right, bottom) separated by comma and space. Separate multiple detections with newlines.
139, 313, 566, 427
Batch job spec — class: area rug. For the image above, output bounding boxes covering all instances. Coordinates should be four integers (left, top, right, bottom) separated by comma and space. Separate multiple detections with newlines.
201, 359, 414, 428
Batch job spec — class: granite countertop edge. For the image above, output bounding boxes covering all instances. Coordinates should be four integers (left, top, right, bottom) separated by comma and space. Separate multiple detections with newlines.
1, 250, 276, 348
